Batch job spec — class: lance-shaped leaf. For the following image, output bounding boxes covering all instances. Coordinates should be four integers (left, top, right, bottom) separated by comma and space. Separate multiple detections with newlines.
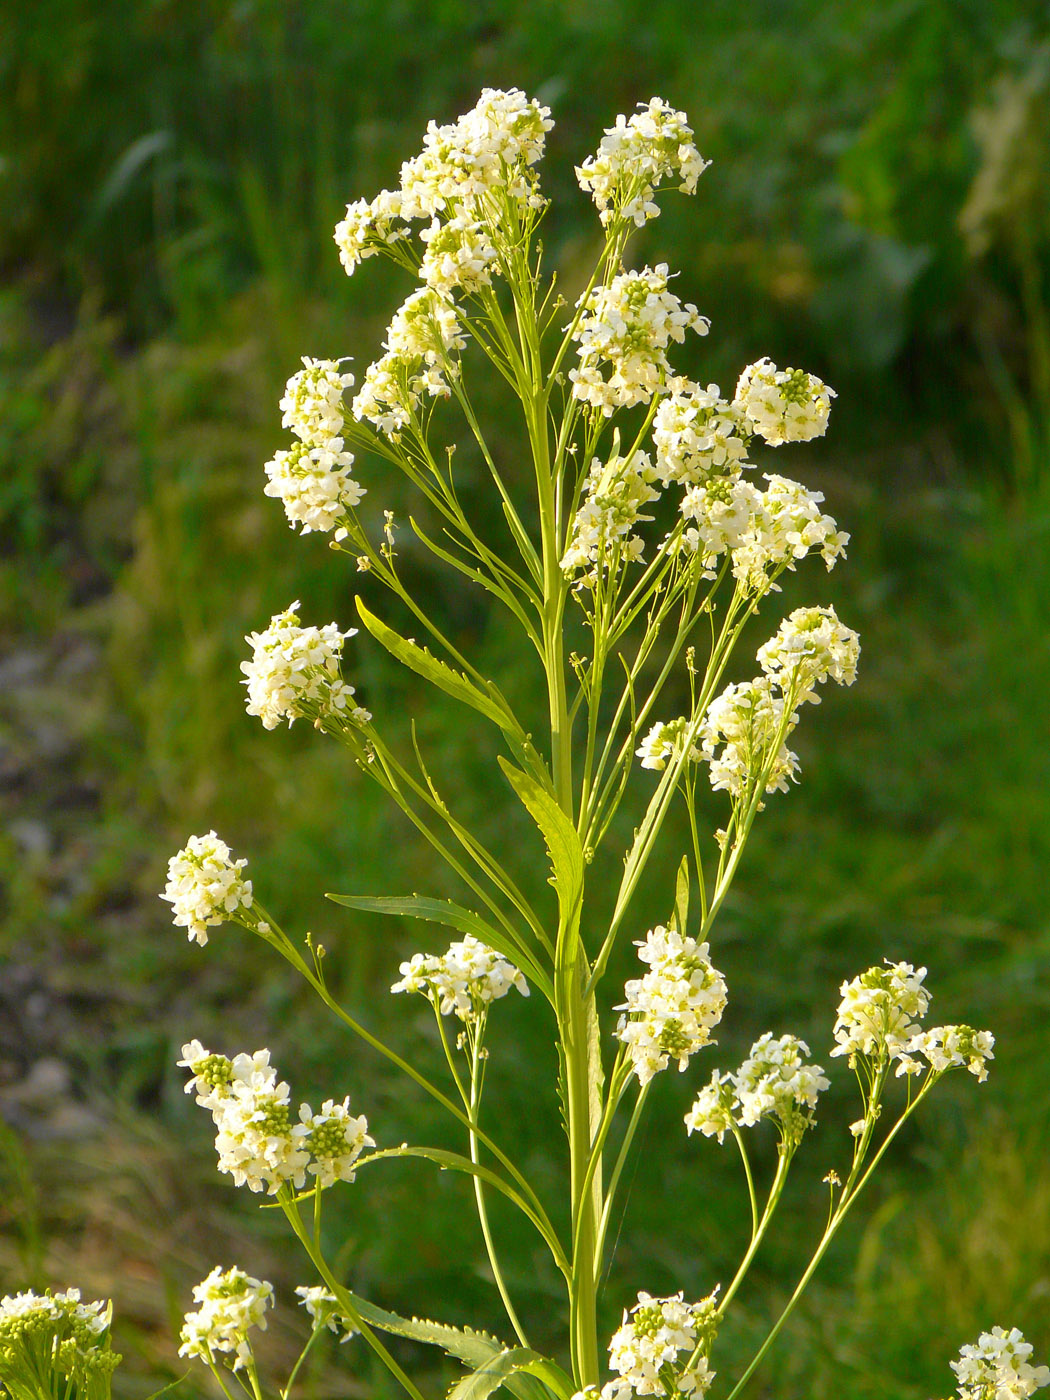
447, 1348, 575, 1400
325, 892, 554, 1005
498, 759, 584, 932
357, 597, 523, 740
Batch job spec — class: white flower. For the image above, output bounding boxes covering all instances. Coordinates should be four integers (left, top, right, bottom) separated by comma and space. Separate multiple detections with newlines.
334, 189, 409, 276
399, 87, 553, 220
0, 1288, 109, 1339
577, 98, 709, 227
684, 1068, 737, 1143
280, 358, 354, 445
756, 605, 860, 701
353, 288, 466, 437
241, 601, 369, 731
298, 1098, 374, 1188
562, 450, 661, 581
420, 215, 497, 294
687, 1036, 828, 1147
295, 1286, 358, 1341
161, 832, 253, 946
179, 1045, 373, 1195
212, 1072, 312, 1195
830, 961, 931, 1066
895, 1025, 995, 1082
653, 380, 750, 487
615, 926, 727, 1086
950, 1327, 1050, 1400
699, 677, 799, 801
570, 265, 708, 415
391, 934, 529, 1023
729, 474, 849, 594
0, 1288, 115, 1390
734, 358, 835, 445
733, 1033, 829, 1134
178, 1267, 273, 1372
264, 438, 364, 535
635, 718, 703, 772
602, 1291, 718, 1399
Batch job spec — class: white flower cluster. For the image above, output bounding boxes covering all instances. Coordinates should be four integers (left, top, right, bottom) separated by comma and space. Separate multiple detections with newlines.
179, 1042, 373, 1195
399, 87, 553, 220
419, 214, 498, 295
830, 961, 931, 1067
391, 934, 530, 1023
335, 189, 410, 276
695, 604, 857, 801
598, 1291, 718, 1400
241, 602, 369, 732
264, 439, 364, 537
756, 605, 861, 701
653, 381, 750, 487
576, 98, 709, 228
635, 717, 702, 772
352, 287, 466, 437
569, 265, 708, 415
678, 472, 848, 591
335, 88, 551, 280
178, 1266, 273, 1372
561, 450, 661, 581
686, 1034, 829, 1147
615, 926, 727, 1086
295, 1286, 357, 1342
268, 357, 364, 536
0, 1289, 108, 1339
280, 357, 354, 444
161, 831, 253, 946
896, 1024, 995, 1082
734, 358, 835, 446
698, 677, 799, 800
949, 1327, 1049, 1400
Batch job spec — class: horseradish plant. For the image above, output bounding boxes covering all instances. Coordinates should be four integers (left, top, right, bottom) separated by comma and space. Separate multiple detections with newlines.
5, 91, 1040, 1400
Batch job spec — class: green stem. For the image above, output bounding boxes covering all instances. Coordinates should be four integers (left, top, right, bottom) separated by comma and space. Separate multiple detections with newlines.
469, 1030, 531, 1346
724, 1079, 935, 1400
250, 908, 555, 1238
593, 1081, 650, 1273
281, 1197, 429, 1400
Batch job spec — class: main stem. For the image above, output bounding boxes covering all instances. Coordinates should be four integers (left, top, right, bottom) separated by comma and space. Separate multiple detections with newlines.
522, 280, 601, 1388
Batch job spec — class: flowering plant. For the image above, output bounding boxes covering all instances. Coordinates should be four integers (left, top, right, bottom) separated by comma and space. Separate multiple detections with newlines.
7, 89, 1040, 1400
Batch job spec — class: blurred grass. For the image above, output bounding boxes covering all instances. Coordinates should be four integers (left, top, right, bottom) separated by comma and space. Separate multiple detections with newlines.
1, 2, 1049, 1397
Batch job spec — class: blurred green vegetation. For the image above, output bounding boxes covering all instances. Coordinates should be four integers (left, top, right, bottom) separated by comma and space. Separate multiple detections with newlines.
1, 2, 1049, 1398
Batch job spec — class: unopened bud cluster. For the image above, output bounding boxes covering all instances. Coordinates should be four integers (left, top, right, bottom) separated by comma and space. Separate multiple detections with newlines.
0, 1289, 118, 1397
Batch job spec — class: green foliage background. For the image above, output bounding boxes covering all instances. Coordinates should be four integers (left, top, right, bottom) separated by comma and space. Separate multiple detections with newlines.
1, 2, 1049, 1397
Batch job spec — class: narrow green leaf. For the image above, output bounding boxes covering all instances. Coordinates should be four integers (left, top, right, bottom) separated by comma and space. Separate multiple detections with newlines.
447, 1349, 575, 1400
357, 597, 522, 739
325, 893, 554, 1005
343, 1292, 505, 1366
673, 855, 690, 935
498, 759, 584, 929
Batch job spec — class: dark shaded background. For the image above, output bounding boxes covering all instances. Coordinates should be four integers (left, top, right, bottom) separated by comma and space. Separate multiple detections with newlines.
1, 2, 1049, 1397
